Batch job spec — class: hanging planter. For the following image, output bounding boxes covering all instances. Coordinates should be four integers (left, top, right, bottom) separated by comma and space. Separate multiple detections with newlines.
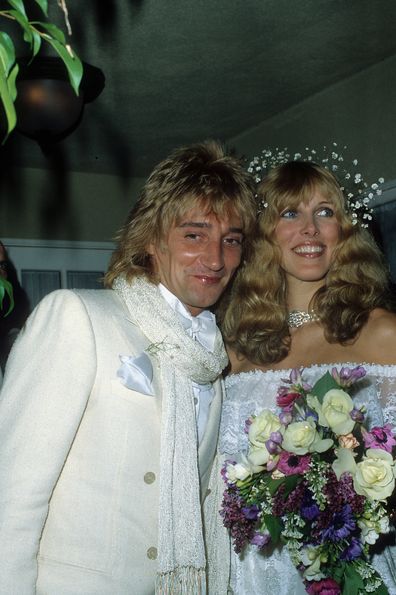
0, 0, 83, 143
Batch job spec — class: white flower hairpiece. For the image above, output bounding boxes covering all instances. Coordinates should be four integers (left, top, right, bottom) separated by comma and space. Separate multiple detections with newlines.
247, 142, 384, 228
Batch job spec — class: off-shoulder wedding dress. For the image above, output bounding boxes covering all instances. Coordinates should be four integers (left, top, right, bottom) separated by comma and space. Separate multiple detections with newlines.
209, 364, 396, 595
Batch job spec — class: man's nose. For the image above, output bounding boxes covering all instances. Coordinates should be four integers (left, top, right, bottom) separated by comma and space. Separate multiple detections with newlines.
202, 240, 225, 271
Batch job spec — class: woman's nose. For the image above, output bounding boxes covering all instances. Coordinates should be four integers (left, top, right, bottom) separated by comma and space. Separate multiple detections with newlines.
301, 215, 319, 236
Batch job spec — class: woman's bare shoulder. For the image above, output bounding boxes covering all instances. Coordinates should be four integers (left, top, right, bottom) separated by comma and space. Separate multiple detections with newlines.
367, 308, 396, 332
359, 308, 396, 364
226, 346, 258, 374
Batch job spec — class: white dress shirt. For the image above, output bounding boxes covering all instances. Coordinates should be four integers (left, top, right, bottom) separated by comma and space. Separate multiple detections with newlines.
158, 284, 216, 444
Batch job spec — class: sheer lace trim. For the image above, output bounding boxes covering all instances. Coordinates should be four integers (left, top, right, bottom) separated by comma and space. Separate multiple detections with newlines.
225, 363, 396, 388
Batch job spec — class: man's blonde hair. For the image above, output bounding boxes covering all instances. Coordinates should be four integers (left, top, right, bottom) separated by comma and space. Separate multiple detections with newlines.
105, 140, 257, 286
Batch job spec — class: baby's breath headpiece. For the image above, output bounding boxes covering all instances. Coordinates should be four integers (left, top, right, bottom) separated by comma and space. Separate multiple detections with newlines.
247, 143, 384, 228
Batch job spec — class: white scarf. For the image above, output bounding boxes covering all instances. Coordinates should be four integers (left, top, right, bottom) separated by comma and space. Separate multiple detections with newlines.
113, 276, 228, 593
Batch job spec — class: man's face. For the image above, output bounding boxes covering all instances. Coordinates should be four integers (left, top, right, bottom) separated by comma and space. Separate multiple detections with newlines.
147, 205, 244, 316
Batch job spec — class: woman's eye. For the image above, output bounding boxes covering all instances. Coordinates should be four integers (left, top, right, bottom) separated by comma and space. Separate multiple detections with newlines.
280, 209, 297, 219
316, 207, 334, 217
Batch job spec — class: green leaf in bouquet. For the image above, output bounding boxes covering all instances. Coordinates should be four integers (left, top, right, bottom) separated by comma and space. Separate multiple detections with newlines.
267, 474, 300, 497
262, 513, 282, 543
371, 578, 390, 595
311, 371, 339, 401
332, 560, 346, 584
341, 564, 365, 595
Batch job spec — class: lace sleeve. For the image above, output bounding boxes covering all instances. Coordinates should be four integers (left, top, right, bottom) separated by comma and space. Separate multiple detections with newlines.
375, 374, 396, 428
352, 367, 396, 430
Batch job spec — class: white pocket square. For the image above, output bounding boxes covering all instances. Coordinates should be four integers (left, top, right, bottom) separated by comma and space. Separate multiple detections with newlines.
117, 353, 155, 396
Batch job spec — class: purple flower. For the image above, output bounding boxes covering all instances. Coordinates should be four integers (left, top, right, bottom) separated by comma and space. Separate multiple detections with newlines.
279, 411, 293, 425
277, 451, 311, 475
220, 486, 256, 553
244, 417, 253, 434
321, 504, 356, 542
221, 459, 236, 483
331, 365, 366, 387
350, 407, 365, 423
301, 493, 320, 521
265, 431, 283, 454
251, 531, 271, 548
306, 409, 319, 423
362, 423, 396, 453
340, 537, 363, 561
302, 502, 320, 521
242, 504, 260, 520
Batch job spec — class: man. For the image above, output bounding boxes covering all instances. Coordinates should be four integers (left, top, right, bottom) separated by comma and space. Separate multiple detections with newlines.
0, 140, 256, 594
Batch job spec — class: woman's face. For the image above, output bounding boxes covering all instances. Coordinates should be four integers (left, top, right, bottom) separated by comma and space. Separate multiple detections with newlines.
274, 190, 341, 284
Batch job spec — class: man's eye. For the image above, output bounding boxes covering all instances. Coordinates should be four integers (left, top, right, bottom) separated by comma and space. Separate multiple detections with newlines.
184, 233, 200, 239
224, 237, 242, 246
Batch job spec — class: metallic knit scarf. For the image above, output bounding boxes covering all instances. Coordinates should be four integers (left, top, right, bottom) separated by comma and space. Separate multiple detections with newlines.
113, 276, 228, 594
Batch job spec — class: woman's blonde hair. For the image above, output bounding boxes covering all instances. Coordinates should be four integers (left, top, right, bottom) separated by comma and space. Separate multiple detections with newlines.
220, 160, 391, 365
105, 140, 256, 287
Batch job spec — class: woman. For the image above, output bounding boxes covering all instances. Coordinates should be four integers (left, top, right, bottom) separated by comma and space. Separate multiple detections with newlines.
208, 160, 396, 594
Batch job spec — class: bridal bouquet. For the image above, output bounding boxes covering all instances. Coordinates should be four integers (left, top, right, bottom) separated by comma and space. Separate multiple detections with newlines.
220, 366, 396, 595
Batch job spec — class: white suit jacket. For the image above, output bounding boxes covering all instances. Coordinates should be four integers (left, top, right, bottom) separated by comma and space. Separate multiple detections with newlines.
0, 288, 223, 594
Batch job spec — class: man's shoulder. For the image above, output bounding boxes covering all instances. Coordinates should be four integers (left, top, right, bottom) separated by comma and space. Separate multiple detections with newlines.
72, 287, 118, 306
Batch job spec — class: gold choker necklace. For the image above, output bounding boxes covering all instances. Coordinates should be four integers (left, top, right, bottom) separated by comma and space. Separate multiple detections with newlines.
287, 310, 319, 328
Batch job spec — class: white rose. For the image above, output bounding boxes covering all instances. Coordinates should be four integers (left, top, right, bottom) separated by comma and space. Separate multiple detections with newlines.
225, 454, 264, 482
354, 449, 395, 501
282, 418, 333, 455
248, 445, 271, 466
321, 389, 355, 435
248, 409, 282, 448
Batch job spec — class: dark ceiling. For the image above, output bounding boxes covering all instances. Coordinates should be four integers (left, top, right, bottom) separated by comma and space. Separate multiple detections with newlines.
3, 0, 396, 179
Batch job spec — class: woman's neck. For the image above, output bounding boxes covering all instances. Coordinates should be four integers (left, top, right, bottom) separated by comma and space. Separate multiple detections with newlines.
286, 277, 325, 311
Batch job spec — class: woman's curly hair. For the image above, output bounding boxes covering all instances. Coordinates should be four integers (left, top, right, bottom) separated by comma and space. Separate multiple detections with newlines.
220, 161, 391, 365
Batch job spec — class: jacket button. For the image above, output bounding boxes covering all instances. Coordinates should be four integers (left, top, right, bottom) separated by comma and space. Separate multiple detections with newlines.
147, 546, 158, 560
144, 471, 156, 484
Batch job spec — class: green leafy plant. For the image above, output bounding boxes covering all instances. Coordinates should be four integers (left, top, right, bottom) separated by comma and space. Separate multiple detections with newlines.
0, 0, 83, 142
0, 276, 14, 316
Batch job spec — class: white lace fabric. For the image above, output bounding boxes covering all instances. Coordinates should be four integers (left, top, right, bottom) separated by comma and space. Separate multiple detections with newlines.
217, 363, 396, 595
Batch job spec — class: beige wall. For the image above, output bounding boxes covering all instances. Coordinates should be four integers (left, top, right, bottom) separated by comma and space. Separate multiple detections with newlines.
0, 167, 145, 242
229, 53, 396, 185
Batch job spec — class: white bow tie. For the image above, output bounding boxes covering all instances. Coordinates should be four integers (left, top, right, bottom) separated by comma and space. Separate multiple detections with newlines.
177, 310, 217, 352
